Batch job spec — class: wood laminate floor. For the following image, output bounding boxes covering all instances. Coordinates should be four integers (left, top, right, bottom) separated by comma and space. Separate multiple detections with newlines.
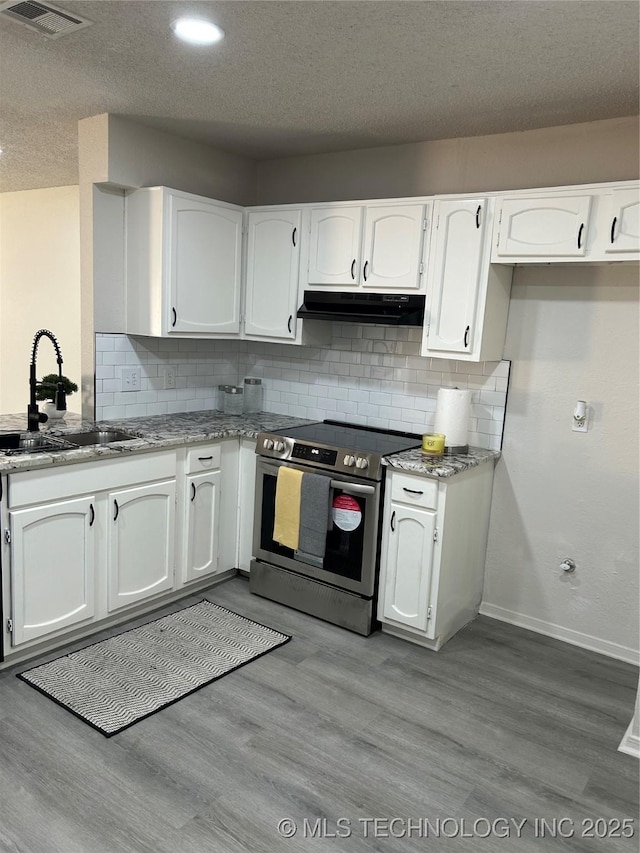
0, 576, 637, 853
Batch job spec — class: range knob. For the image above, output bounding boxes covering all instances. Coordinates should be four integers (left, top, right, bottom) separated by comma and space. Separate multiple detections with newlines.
355, 456, 369, 470
263, 438, 275, 450
274, 441, 285, 452
343, 454, 356, 467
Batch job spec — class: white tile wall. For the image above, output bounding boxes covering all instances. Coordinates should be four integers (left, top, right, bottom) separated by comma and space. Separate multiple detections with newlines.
95, 329, 510, 450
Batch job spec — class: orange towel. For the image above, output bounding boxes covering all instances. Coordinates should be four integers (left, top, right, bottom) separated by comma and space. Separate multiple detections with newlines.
273, 466, 303, 550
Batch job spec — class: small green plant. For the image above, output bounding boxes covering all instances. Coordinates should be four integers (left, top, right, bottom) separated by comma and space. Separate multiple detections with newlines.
36, 373, 78, 402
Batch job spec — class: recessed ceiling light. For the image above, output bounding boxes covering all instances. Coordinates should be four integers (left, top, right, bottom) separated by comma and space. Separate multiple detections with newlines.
171, 17, 224, 46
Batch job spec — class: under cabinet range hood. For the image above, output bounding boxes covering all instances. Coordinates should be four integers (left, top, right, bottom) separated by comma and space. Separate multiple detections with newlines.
297, 291, 425, 326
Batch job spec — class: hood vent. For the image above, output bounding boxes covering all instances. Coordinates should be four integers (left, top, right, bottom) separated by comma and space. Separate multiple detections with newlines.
0, 0, 92, 38
297, 291, 425, 327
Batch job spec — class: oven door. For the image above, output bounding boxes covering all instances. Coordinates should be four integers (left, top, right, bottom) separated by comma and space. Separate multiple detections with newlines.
253, 458, 380, 597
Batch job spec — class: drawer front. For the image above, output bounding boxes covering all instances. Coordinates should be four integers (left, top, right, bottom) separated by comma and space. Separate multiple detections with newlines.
389, 471, 438, 509
186, 443, 221, 474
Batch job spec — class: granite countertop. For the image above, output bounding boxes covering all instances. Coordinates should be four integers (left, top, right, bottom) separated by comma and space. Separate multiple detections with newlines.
0, 411, 314, 474
0, 410, 500, 479
383, 446, 501, 478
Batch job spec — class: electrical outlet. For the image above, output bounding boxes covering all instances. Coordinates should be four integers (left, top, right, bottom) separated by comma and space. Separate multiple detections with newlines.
161, 366, 176, 389
121, 367, 140, 392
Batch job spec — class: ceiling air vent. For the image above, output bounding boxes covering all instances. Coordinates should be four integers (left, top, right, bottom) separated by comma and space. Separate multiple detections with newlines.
0, 0, 92, 38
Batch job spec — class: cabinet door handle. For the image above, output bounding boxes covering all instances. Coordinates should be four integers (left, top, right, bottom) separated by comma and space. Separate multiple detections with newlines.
113, 499, 119, 521
292, 227, 297, 247
350, 259, 356, 280
191, 482, 196, 502
171, 307, 177, 327
475, 204, 481, 229
610, 216, 617, 244
464, 325, 470, 348
577, 223, 584, 250
402, 487, 424, 496
390, 510, 396, 532
363, 261, 369, 281
288, 314, 293, 334
89, 503, 95, 527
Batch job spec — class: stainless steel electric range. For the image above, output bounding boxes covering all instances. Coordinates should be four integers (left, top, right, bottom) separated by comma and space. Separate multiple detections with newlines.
250, 420, 422, 635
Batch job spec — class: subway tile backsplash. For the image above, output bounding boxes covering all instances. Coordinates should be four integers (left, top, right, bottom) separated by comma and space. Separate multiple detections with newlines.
95, 328, 510, 450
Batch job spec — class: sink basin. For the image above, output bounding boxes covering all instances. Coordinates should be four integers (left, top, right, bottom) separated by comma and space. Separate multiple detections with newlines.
64, 429, 139, 447
0, 432, 76, 454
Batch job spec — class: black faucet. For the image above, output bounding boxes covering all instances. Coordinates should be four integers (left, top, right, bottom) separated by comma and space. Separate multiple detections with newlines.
28, 329, 66, 432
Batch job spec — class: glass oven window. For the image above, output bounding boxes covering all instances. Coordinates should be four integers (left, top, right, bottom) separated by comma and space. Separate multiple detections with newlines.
260, 472, 366, 583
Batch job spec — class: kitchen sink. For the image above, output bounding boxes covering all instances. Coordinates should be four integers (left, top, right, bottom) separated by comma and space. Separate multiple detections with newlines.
0, 429, 140, 455
62, 429, 139, 446
0, 432, 76, 455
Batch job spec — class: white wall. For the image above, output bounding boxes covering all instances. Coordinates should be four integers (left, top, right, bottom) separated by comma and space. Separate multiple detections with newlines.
257, 116, 639, 203
482, 265, 639, 661
0, 186, 82, 415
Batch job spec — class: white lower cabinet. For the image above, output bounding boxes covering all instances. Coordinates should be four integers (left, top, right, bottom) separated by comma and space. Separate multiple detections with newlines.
184, 470, 221, 583
382, 503, 436, 632
378, 464, 494, 650
9, 495, 96, 645
107, 480, 175, 612
4, 451, 177, 651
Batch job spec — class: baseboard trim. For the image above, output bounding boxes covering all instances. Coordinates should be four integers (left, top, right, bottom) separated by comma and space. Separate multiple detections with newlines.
479, 602, 639, 665
618, 720, 640, 759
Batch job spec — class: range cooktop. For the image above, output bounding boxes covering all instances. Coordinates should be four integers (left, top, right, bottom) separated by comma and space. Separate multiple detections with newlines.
256, 420, 422, 480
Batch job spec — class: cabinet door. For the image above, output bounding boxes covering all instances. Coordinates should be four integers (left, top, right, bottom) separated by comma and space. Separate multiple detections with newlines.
362, 204, 426, 290
496, 194, 592, 259
424, 199, 487, 355
168, 193, 242, 334
307, 206, 363, 286
380, 503, 436, 631
184, 470, 221, 582
10, 496, 96, 645
244, 209, 301, 339
605, 188, 640, 254
107, 480, 175, 612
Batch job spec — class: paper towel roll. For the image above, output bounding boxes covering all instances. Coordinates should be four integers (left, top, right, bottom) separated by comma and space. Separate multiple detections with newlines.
434, 388, 471, 451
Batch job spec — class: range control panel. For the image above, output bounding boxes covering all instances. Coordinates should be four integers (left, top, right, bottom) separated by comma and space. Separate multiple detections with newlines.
256, 433, 381, 480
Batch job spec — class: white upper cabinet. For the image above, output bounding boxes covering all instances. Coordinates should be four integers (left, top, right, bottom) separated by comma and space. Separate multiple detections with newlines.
306, 206, 364, 286
126, 187, 243, 337
305, 202, 428, 292
422, 198, 512, 362
361, 204, 427, 290
244, 208, 301, 340
493, 193, 593, 260
491, 182, 639, 263
604, 187, 640, 255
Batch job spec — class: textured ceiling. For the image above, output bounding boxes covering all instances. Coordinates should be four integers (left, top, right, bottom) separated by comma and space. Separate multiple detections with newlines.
0, 0, 638, 192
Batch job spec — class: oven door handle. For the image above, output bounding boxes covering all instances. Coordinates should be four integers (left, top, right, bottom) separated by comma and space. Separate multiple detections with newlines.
260, 462, 375, 495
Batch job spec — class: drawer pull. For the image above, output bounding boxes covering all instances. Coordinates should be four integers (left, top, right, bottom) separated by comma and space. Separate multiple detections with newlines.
198, 456, 214, 462
402, 487, 424, 496
191, 483, 196, 502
